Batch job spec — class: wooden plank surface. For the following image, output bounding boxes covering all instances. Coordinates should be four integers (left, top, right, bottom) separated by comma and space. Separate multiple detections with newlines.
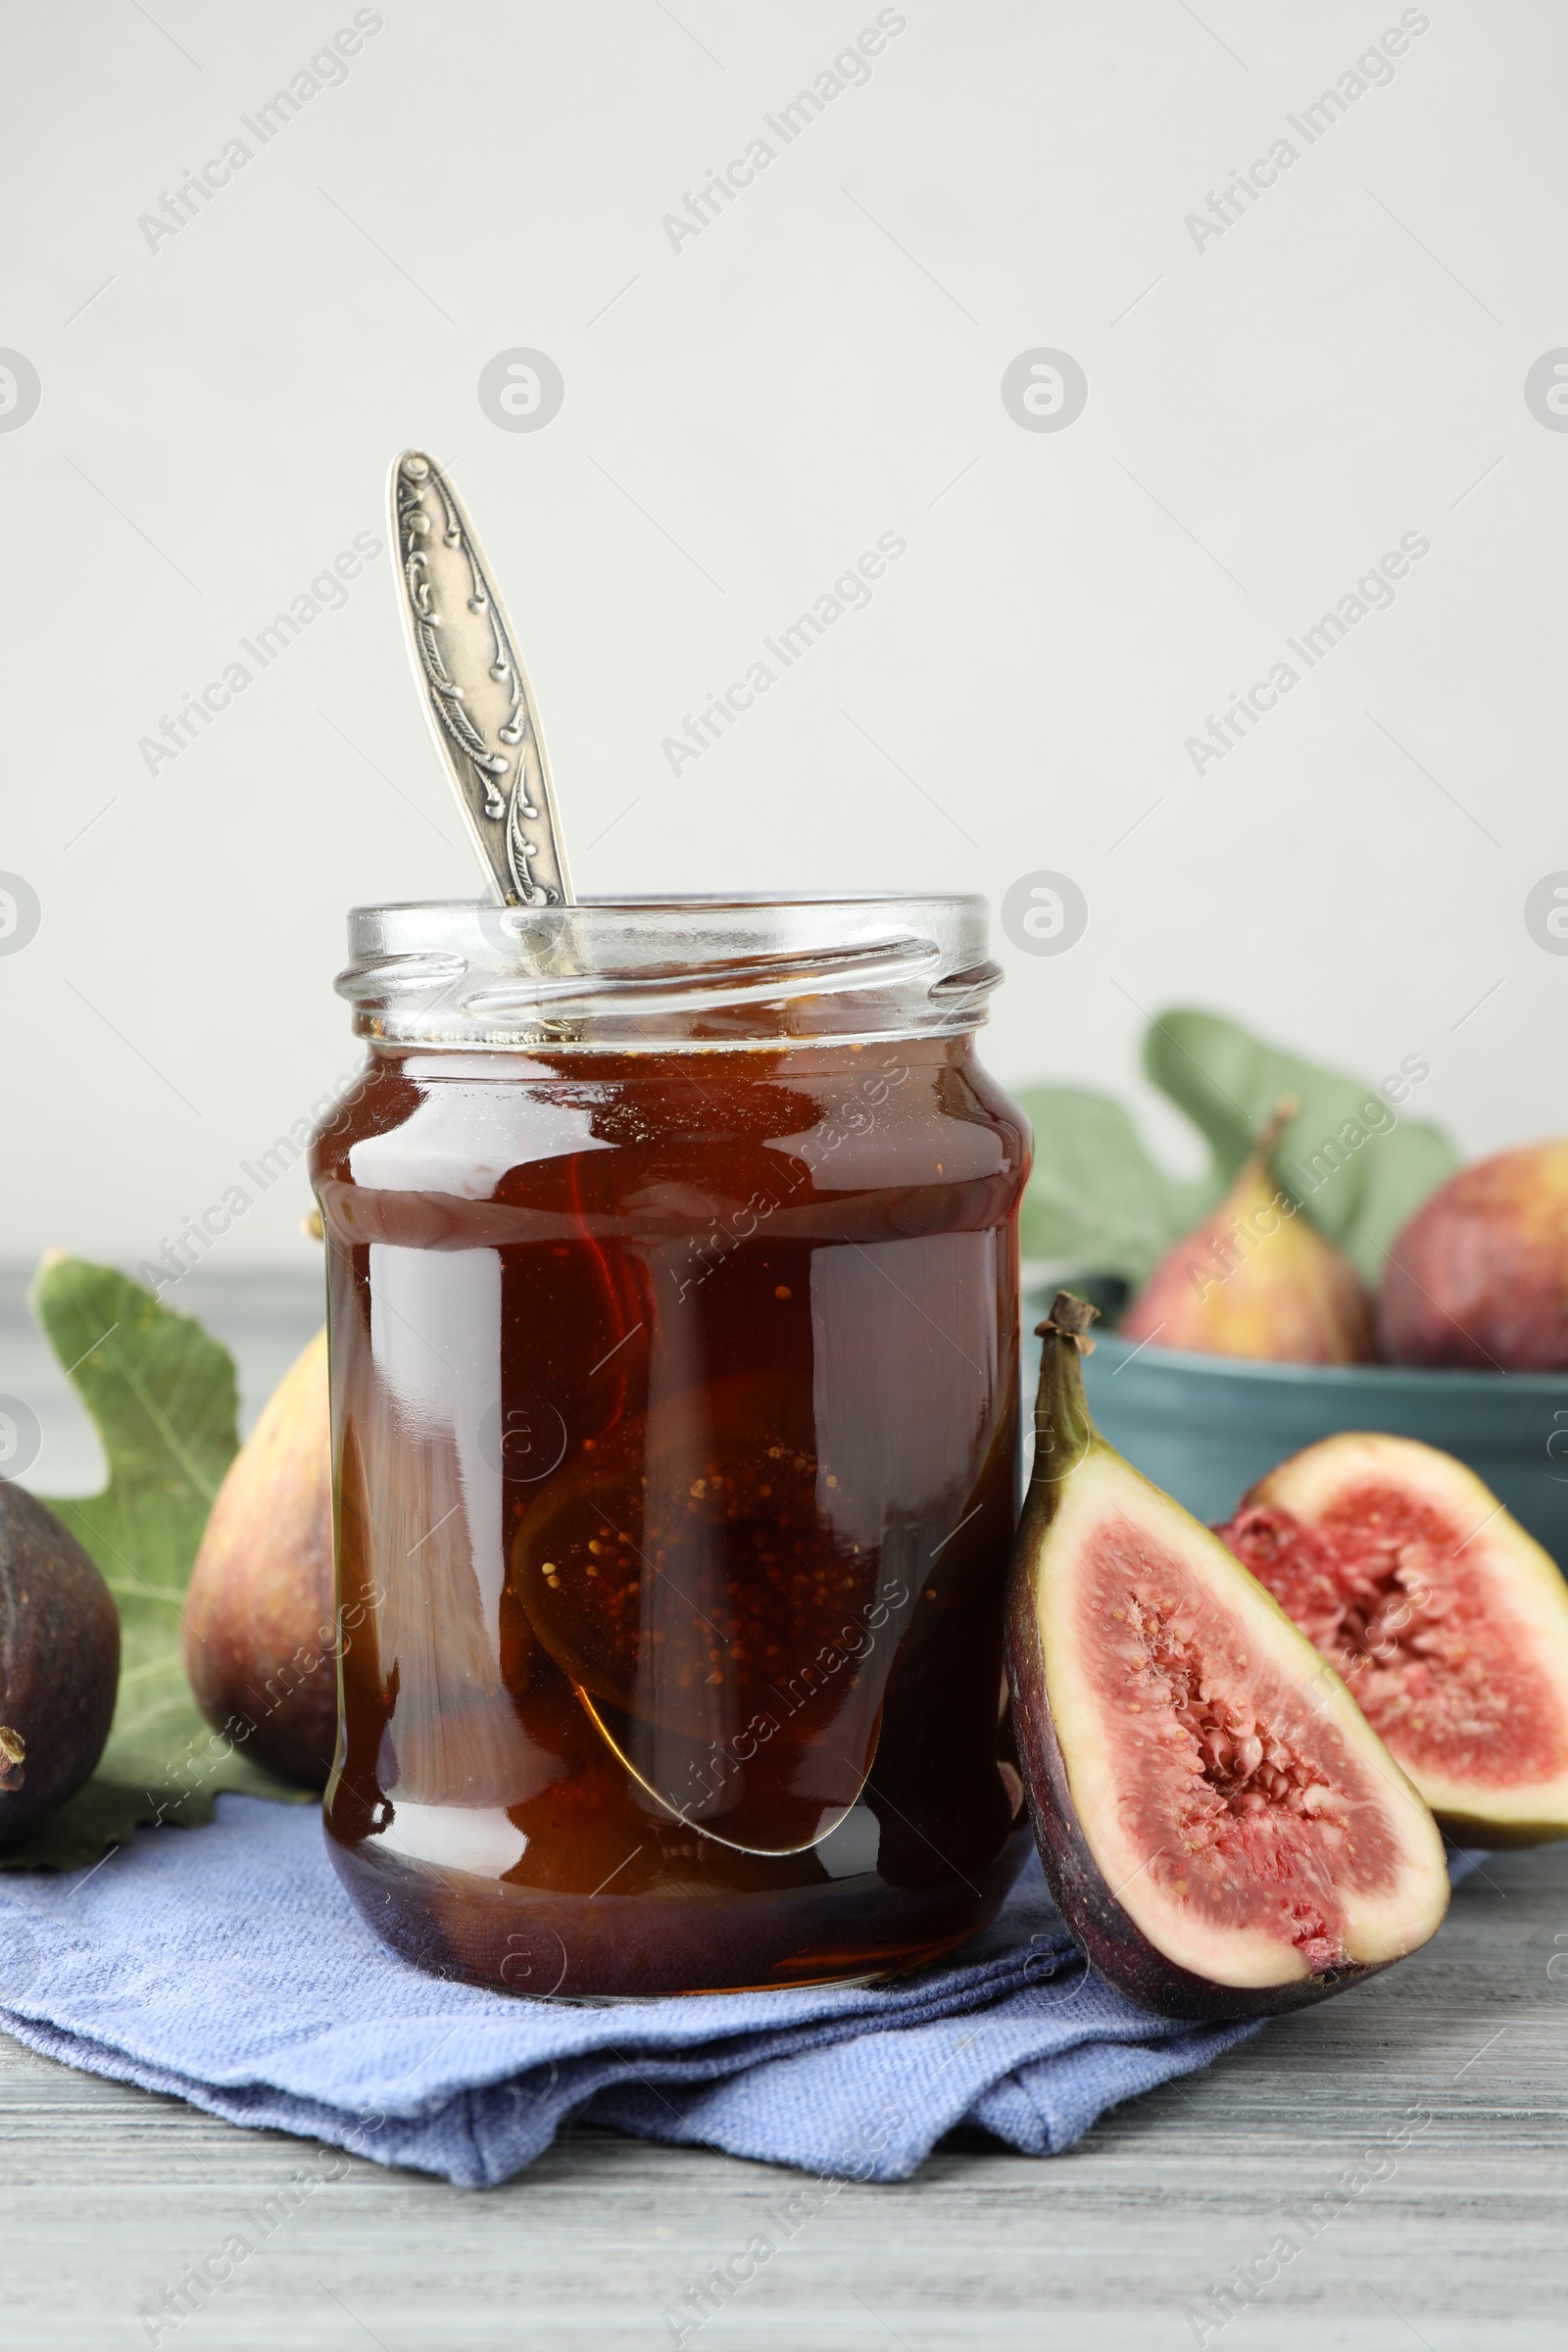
0, 1840, 1563, 2352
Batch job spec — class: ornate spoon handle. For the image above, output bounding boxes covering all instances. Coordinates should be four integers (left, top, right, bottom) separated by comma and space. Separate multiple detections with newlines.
390, 450, 573, 906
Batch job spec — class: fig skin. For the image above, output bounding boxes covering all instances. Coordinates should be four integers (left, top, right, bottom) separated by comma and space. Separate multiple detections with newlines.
182, 1329, 336, 1788
1381, 1142, 1568, 1369
1121, 1100, 1377, 1364
1006, 1295, 1448, 2021
0, 1483, 121, 1843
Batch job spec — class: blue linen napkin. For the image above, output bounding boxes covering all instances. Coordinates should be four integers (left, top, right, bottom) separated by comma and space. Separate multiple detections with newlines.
0, 1798, 1470, 2188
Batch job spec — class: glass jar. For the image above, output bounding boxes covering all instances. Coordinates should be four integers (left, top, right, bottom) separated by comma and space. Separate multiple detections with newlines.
311, 895, 1033, 1997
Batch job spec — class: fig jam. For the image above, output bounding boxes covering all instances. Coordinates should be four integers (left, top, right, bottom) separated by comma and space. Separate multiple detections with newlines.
312, 900, 1031, 1996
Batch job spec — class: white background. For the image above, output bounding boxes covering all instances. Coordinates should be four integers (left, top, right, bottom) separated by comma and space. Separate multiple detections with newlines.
2, 0, 1564, 1276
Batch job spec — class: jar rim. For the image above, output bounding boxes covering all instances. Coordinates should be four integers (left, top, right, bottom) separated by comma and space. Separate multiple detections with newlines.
337, 893, 1003, 1052
354, 890, 986, 912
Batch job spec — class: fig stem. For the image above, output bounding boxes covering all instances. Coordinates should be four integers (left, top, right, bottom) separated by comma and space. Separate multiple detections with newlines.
1030, 1291, 1101, 1501
1254, 1094, 1300, 1172
0, 1727, 24, 1790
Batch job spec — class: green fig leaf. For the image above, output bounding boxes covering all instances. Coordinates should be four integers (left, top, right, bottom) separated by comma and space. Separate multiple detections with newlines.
1015, 1085, 1214, 1291
1144, 1009, 1462, 1285
0, 1257, 312, 1872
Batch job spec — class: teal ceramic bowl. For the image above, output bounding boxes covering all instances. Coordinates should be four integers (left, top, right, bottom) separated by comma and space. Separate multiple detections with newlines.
1024, 1328, 1568, 1569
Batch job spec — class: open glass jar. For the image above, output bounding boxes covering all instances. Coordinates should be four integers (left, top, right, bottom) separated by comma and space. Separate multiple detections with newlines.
311, 895, 1032, 1996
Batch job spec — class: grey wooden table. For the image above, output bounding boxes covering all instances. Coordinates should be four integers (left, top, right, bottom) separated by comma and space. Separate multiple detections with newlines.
2, 1272, 1565, 2350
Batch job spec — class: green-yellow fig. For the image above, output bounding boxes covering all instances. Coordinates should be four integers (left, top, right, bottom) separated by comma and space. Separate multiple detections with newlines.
1120, 1102, 1377, 1363
182, 1329, 336, 1788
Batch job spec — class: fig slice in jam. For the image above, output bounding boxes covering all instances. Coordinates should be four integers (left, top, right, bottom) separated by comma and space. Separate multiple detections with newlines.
507, 1371, 912, 1854
1219, 1432, 1568, 1846
1006, 1296, 1449, 2020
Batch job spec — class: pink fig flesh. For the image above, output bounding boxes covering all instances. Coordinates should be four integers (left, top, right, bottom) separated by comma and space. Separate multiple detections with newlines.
1219, 1431, 1568, 1845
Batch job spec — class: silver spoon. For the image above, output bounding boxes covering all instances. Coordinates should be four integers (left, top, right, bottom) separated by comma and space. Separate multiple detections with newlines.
389, 449, 573, 906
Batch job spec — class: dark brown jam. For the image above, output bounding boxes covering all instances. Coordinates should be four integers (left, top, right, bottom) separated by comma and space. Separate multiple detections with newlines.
312, 1035, 1031, 1996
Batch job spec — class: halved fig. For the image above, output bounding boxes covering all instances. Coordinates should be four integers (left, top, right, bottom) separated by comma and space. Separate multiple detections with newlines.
1218, 1432, 1568, 1846
1005, 1295, 1448, 2020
